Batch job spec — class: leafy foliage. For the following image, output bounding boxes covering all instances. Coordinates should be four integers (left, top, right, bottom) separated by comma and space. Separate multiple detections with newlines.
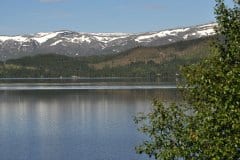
134, 101, 189, 159
135, 0, 240, 159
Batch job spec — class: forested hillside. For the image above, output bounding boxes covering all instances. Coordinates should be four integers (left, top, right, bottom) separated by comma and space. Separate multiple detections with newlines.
0, 36, 214, 81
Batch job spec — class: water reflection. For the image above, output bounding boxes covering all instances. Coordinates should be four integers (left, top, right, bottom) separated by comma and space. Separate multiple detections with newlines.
0, 89, 180, 160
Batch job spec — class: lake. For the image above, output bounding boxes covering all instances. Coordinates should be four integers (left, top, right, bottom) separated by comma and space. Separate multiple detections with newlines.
0, 80, 180, 160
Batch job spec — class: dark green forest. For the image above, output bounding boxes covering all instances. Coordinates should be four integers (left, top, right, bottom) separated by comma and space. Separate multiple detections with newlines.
0, 36, 214, 81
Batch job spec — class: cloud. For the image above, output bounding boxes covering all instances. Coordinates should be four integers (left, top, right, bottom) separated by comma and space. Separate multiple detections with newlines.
39, 0, 65, 3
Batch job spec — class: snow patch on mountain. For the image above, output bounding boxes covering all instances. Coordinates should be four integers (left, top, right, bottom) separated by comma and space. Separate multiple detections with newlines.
63, 36, 91, 43
0, 36, 28, 42
93, 35, 128, 43
32, 32, 63, 44
135, 28, 190, 42
197, 23, 217, 29
71, 36, 91, 43
89, 33, 130, 36
50, 40, 63, 46
0, 23, 218, 61
195, 23, 216, 37
197, 28, 215, 36
22, 44, 30, 47
183, 34, 189, 40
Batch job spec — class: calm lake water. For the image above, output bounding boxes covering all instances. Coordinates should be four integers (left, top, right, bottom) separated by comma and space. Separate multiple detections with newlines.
0, 80, 180, 160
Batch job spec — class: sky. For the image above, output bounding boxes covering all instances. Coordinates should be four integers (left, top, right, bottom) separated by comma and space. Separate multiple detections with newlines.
0, 0, 234, 35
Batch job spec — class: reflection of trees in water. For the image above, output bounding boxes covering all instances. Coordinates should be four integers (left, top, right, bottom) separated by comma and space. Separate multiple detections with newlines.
93, 89, 182, 102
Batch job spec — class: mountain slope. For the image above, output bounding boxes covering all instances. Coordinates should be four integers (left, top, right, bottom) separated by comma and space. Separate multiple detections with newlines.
91, 36, 213, 70
0, 36, 215, 80
0, 23, 216, 61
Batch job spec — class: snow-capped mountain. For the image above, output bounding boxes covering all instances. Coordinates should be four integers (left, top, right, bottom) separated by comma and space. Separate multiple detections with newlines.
0, 23, 216, 60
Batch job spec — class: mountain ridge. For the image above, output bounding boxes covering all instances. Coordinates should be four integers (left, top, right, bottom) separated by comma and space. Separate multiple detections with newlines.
0, 23, 217, 61
0, 36, 214, 79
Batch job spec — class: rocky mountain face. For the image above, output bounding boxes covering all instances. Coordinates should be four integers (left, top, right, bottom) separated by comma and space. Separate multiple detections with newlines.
0, 23, 216, 61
